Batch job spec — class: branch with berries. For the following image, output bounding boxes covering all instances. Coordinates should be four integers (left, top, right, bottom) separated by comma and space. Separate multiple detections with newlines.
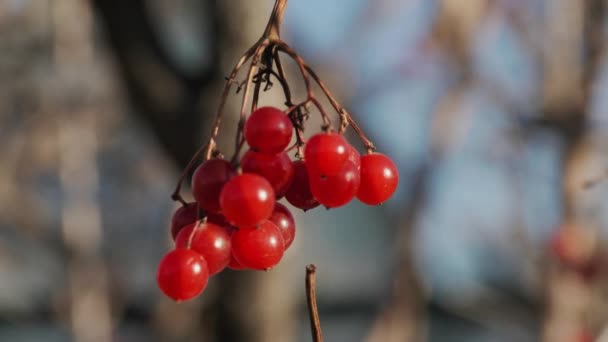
155, 1, 398, 329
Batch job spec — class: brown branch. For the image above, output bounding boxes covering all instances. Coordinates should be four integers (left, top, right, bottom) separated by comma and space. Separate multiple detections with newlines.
306, 265, 323, 342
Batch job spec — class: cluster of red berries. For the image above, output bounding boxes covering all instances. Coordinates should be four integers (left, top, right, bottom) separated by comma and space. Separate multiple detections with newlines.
156, 106, 398, 301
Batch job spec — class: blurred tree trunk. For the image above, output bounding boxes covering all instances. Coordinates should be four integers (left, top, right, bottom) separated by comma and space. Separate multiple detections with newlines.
53, 0, 112, 341
541, 1, 605, 341
95, 1, 299, 341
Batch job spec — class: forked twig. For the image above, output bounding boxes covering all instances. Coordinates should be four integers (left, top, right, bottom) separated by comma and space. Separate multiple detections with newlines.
171, 0, 376, 202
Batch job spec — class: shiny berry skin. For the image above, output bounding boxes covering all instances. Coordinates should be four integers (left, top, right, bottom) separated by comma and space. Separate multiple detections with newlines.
192, 159, 234, 213
356, 153, 398, 205
241, 150, 294, 198
269, 203, 296, 250
231, 220, 284, 270
310, 161, 360, 208
305, 133, 349, 176
170, 202, 199, 240
227, 255, 248, 271
156, 249, 209, 301
175, 223, 232, 275
347, 144, 361, 171
245, 106, 293, 154
220, 173, 276, 227
285, 160, 319, 211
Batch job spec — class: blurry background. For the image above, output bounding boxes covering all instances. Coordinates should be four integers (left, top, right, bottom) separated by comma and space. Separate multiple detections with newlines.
2, 0, 608, 341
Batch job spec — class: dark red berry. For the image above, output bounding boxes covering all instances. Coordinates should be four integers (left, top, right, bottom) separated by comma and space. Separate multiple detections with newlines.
227, 255, 248, 271
231, 220, 284, 270
192, 159, 234, 213
356, 153, 398, 205
310, 160, 360, 208
157, 249, 209, 301
220, 173, 276, 227
285, 160, 319, 211
269, 203, 296, 250
241, 150, 294, 198
175, 223, 232, 275
245, 106, 293, 154
206, 212, 231, 228
305, 132, 349, 176
170, 202, 199, 240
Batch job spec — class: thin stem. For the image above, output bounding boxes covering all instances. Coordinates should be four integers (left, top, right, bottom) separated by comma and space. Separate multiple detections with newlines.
303, 64, 376, 152
263, 0, 288, 40
210, 44, 259, 142
306, 264, 323, 342
276, 42, 332, 130
170, 45, 256, 204
275, 52, 306, 157
170, 140, 214, 204
232, 41, 270, 164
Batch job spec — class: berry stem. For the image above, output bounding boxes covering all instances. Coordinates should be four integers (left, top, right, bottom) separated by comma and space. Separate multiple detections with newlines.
306, 264, 323, 342
274, 50, 306, 158
276, 42, 332, 130
302, 65, 376, 151
171, 140, 215, 205
231, 41, 270, 164
263, 0, 288, 40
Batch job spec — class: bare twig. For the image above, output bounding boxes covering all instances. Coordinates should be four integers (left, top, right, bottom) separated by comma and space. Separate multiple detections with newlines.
306, 265, 323, 342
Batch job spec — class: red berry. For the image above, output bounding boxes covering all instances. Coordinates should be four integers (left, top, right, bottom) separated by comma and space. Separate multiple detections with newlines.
227, 255, 248, 271
231, 220, 284, 270
170, 202, 199, 240
310, 161, 360, 208
206, 212, 231, 228
347, 144, 361, 171
175, 223, 232, 275
192, 159, 234, 213
241, 150, 294, 198
245, 106, 293, 154
305, 133, 349, 176
220, 173, 276, 227
269, 203, 296, 250
156, 249, 209, 301
357, 153, 398, 205
285, 160, 319, 211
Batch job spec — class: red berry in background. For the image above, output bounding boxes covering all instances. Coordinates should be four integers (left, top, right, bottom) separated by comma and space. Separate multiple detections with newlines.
549, 224, 595, 269
347, 144, 361, 171
310, 161, 360, 208
285, 160, 319, 211
241, 150, 294, 198
357, 153, 398, 205
175, 223, 232, 275
232, 220, 284, 270
156, 249, 209, 301
305, 132, 349, 176
245, 106, 293, 154
269, 203, 296, 250
192, 158, 234, 213
170, 202, 199, 240
220, 173, 276, 227
227, 255, 248, 271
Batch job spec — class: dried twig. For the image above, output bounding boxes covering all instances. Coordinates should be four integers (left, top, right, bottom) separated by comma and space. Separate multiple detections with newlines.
306, 265, 323, 342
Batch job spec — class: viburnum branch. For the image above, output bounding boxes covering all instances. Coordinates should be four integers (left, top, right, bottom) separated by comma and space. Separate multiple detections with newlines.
231, 41, 270, 164
306, 264, 323, 342
302, 66, 376, 152
274, 50, 306, 157
263, 0, 288, 40
276, 42, 332, 130
171, 139, 216, 205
